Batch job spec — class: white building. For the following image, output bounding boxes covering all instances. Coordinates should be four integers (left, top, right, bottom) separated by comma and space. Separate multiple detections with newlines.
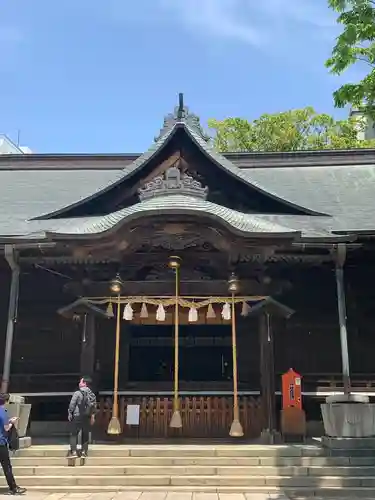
0, 135, 32, 154
349, 107, 375, 141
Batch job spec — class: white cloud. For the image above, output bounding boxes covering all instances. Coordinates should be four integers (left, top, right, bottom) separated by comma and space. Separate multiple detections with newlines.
159, 0, 338, 49
160, 0, 264, 46
259, 0, 337, 29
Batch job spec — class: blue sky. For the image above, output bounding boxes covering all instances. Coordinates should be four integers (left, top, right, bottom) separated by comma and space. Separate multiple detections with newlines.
0, 0, 364, 153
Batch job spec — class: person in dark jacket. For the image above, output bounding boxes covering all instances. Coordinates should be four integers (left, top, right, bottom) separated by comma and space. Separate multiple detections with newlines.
68, 377, 96, 458
0, 394, 25, 495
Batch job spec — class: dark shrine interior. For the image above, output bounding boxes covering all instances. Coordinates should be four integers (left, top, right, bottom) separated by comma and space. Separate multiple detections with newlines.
96, 323, 233, 388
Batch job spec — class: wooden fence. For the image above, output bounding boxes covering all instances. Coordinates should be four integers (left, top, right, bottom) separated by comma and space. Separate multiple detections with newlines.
96, 395, 264, 439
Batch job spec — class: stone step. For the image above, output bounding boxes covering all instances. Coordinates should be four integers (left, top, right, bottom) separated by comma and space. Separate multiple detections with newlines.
11, 485, 375, 497
4, 474, 375, 487
16, 445, 328, 458
10, 486, 375, 499
11, 455, 375, 467
10, 465, 375, 477
329, 448, 375, 457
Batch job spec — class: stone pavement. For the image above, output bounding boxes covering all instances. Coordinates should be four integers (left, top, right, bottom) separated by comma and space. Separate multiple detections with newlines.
0, 495, 291, 500
0, 493, 366, 500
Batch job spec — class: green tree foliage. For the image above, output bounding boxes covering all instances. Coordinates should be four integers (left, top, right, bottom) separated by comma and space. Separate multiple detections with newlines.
208, 107, 375, 152
326, 0, 375, 111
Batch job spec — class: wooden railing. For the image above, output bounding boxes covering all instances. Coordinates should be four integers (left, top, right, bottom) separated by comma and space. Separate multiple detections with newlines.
96, 395, 264, 439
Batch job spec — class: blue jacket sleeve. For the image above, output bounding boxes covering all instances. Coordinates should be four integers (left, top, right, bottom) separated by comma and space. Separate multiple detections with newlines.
3, 409, 9, 427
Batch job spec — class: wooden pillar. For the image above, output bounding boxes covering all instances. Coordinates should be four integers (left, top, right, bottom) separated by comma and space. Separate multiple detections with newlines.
259, 311, 277, 439
80, 314, 96, 379
1, 246, 20, 393
335, 243, 351, 395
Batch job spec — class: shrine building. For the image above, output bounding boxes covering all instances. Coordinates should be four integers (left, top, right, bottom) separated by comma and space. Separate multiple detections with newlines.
0, 95, 374, 439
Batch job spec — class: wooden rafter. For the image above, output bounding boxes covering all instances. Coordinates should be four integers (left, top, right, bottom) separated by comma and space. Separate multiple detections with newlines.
140, 150, 181, 185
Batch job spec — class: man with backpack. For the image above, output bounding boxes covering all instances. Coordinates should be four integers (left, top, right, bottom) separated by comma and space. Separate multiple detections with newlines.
0, 393, 25, 495
68, 377, 96, 458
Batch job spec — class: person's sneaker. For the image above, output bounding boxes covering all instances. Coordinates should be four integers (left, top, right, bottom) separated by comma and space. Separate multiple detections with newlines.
68, 451, 78, 459
8, 487, 26, 495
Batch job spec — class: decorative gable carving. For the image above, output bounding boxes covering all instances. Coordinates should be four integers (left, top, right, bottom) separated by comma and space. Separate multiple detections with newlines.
138, 166, 208, 201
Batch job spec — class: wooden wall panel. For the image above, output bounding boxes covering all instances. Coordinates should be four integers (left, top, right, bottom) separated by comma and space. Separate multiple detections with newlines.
0, 260, 11, 373
9, 268, 81, 392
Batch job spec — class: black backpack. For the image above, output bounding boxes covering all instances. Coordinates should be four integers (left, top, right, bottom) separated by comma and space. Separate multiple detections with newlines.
78, 390, 95, 417
7, 425, 19, 451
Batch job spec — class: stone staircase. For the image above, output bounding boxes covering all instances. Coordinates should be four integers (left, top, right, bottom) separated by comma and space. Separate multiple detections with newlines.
5, 444, 375, 497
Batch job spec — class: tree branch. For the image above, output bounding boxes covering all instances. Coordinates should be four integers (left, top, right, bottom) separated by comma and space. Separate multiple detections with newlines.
354, 55, 375, 68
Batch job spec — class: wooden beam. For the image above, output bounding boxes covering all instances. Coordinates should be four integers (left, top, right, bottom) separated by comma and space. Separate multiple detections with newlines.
63, 279, 286, 298
19, 251, 333, 266
140, 151, 181, 184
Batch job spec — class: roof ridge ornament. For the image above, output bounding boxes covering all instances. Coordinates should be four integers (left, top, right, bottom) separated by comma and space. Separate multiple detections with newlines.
138, 166, 208, 201
154, 93, 210, 142
177, 92, 184, 120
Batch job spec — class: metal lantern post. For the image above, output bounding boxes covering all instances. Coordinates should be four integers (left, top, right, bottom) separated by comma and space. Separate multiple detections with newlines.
107, 274, 123, 435
228, 273, 244, 437
169, 256, 183, 429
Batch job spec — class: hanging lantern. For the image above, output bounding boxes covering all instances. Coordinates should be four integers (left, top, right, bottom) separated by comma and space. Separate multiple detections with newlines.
188, 306, 198, 322
156, 304, 166, 322
123, 303, 133, 321
140, 303, 149, 318
109, 274, 122, 294
228, 272, 240, 294
106, 302, 114, 318
222, 302, 231, 321
241, 301, 251, 317
206, 303, 216, 319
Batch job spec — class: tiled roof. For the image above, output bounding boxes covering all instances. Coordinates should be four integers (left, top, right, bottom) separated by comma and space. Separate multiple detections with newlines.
31, 112, 324, 220
0, 169, 115, 236
1, 103, 375, 240
43, 194, 301, 238
240, 165, 375, 232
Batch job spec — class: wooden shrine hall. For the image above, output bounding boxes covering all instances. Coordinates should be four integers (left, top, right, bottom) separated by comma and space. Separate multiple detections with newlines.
1, 94, 375, 440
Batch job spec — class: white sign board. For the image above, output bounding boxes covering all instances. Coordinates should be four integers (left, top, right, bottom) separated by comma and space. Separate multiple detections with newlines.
126, 404, 140, 426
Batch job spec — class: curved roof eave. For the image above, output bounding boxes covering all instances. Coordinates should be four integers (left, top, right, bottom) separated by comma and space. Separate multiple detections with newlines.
0, 231, 49, 243
44, 195, 302, 241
